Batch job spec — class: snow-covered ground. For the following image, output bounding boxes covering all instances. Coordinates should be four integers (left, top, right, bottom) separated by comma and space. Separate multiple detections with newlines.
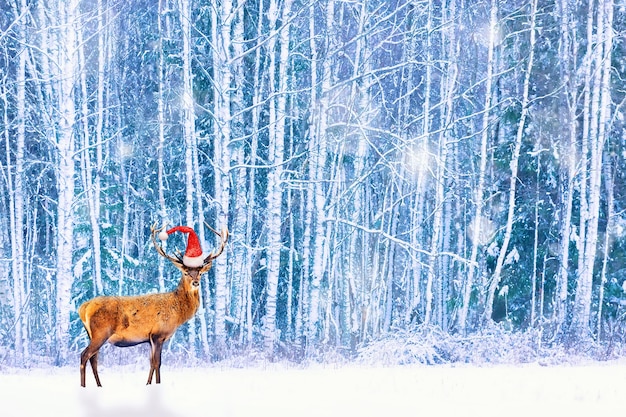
1, 361, 624, 416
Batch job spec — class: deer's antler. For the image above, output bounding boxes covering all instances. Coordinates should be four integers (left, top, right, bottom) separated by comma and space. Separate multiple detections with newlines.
202, 221, 229, 267
151, 223, 185, 269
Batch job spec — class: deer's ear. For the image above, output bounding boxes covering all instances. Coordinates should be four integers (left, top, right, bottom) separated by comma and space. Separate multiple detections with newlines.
199, 261, 213, 275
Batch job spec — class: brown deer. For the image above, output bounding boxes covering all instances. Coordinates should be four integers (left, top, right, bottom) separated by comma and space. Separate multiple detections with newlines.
79, 223, 228, 387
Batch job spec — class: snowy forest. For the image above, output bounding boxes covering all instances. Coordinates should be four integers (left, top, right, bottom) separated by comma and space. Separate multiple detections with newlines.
1, 0, 626, 367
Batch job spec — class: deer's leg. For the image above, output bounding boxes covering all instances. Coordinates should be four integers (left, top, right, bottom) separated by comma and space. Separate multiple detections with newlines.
80, 349, 87, 388
154, 338, 164, 384
147, 335, 156, 384
147, 334, 165, 385
80, 326, 109, 387
80, 340, 105, 387
89, 351, 102, 387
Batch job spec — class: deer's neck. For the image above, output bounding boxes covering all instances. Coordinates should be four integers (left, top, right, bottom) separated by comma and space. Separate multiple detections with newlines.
173, 282, 201, 320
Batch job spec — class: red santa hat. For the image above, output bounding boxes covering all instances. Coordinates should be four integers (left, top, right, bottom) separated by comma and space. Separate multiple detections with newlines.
158, 226, 205, 267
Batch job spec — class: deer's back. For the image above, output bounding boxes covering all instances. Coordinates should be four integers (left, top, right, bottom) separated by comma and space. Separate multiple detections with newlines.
79, 291, 197, 346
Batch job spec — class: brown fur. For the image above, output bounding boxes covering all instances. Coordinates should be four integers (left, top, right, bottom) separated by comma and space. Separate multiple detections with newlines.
79, 225, 228, 387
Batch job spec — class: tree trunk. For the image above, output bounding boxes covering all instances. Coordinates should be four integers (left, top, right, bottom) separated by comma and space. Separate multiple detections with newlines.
264, 0, 293, 355
8, 0, 29, 362
485, 0, 537, 323
157, 0, 169, 293
435, 0, 458, 330
178, 0, 202, 358
597, 160, 614, 338
572, 0, 613, 340
229, 3, 247, 347
555, 0, 578, 337
306, 0, 333, 349
458, 0, 498, 334
573, 0, 595, 327
211, 0, 234, 353
54, 0, 79, 364
422, 0, 435, 326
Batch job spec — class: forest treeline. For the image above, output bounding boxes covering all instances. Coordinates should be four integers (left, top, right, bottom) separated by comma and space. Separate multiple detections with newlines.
1, 0, 625, 365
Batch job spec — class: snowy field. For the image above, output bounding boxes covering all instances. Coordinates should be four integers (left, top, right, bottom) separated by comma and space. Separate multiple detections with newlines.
1, 361, 625, 417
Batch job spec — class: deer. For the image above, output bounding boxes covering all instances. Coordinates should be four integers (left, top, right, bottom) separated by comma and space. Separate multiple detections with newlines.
78, 222, 228, 387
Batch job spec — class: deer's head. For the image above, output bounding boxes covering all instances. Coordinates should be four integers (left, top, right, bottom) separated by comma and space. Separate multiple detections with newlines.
151, 223, 229, 292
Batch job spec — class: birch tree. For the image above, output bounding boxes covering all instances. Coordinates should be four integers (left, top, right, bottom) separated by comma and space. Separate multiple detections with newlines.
54, 0, 79, 363
7, 0, 29, 361
156, 0, 170, 293
421, 0, 435, 326
342, 0, 374, 346
434, 0, 459, 330
458, 0, 498, 334
243, 0, 267, 346
597, 161, 615, 338
555, 0, 578, 336
306, 0, 333, 348
228, 3, 248, 347
402, 3, 426, 328
85, 0, 107, 297
263, 0, 294, 354
211, 0, 235, 352
179, 0, 200, 356
572, 0, 614, 340
484, 0, 537, 323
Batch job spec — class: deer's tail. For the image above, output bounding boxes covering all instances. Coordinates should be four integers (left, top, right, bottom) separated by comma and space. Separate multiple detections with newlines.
78, 302, 93, 340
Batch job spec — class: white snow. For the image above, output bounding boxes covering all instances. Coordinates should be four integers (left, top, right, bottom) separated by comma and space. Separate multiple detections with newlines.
1, 362, 624, 417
